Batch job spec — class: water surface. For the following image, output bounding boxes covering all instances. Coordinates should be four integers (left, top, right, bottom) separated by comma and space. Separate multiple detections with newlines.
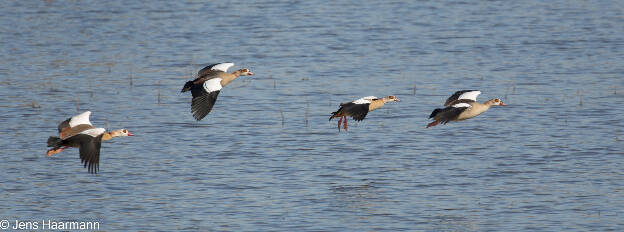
1, 0, 623, 231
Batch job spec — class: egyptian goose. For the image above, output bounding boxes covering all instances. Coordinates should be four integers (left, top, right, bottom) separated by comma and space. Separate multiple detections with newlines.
181, 62, 254, 121
46, 111, 133, 174
427, 90, 506, 128
329, 96, 400, 131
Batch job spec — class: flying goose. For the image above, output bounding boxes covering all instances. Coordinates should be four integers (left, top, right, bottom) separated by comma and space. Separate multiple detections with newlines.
46, 111, 133, 174
329, 96, 400, 131
427, 90, 506, 128
181, 62, 254, 121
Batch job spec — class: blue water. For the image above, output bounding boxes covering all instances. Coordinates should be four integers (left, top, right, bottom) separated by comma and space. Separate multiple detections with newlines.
1, 0, 623, 231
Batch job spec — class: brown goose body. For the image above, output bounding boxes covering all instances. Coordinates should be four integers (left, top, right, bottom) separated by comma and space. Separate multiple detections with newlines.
46, 111, 133, 174
329, 95, 400, 131
427, 90, 506, 128
455, 101, 492, 121
181, 62, 253, 121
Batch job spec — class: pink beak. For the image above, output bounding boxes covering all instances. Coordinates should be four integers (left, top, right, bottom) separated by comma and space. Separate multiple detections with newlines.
500, 102, 507, 106
127, 132, 134, 136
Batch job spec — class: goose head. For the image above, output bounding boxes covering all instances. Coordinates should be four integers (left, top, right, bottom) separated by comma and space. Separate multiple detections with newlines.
486, 98, 506, 106
235, 68, 254, 76
110, 129, 134, 137
383, 95, 400, 102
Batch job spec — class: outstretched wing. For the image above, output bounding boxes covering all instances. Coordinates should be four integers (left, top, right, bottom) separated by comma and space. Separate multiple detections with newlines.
353, 96, 376, 104
71, 134, 103, 174
197, 62, 234, 78
58, 111, 92, 133
342, 102, 370, 121
190, 78, 223, 121
60, 124, 96, 140
444, 90, 480, 106
58, 111, 96, 139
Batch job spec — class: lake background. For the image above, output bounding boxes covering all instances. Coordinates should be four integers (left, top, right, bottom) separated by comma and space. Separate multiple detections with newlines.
1, 0, 623, 231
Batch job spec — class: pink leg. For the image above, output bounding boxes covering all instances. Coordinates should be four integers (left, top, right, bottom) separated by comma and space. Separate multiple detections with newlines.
343, 116, 348, 131
47, 146, 69, 156
337, 115, 343, 131
426, 120, 440, 128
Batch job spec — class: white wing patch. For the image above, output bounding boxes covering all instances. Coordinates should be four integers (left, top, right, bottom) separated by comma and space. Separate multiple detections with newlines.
353, 96, 376, 104
458, 91, 481, 101
203, 78, 223, 93
452, 103, 472, 108
353, 99, 371, 104
69, 111, 92, 127
80, 128, 106, 137
210, 63, 234, 72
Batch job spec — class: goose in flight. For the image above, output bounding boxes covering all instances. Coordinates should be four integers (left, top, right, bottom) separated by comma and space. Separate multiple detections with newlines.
181, 62, 254, 121
427, 90, 506, 128
329, 96, 400, 131
46, 111, 133, 174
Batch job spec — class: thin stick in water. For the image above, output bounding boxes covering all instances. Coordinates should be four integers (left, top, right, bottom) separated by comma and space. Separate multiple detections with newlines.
412, 81, 416, 95
305, 97, 310, 128
505, 85, 510, 100
76, 95, 80, 111
89, 78, 94, 98
280, 107, 284, 127
157, 80, 161, 104
189, 58, 194, 80
578, 89, 583, 106
579, 95, 583, 106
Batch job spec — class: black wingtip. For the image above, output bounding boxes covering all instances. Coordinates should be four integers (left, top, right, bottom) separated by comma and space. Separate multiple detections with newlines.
181, 81, 193, 92
190, 91, 219, 121
429, 108, 442, 118
47, 136, 62, 147
329, 111, 339, 121
84, 160, 98, 174
193, 114, 205, 121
